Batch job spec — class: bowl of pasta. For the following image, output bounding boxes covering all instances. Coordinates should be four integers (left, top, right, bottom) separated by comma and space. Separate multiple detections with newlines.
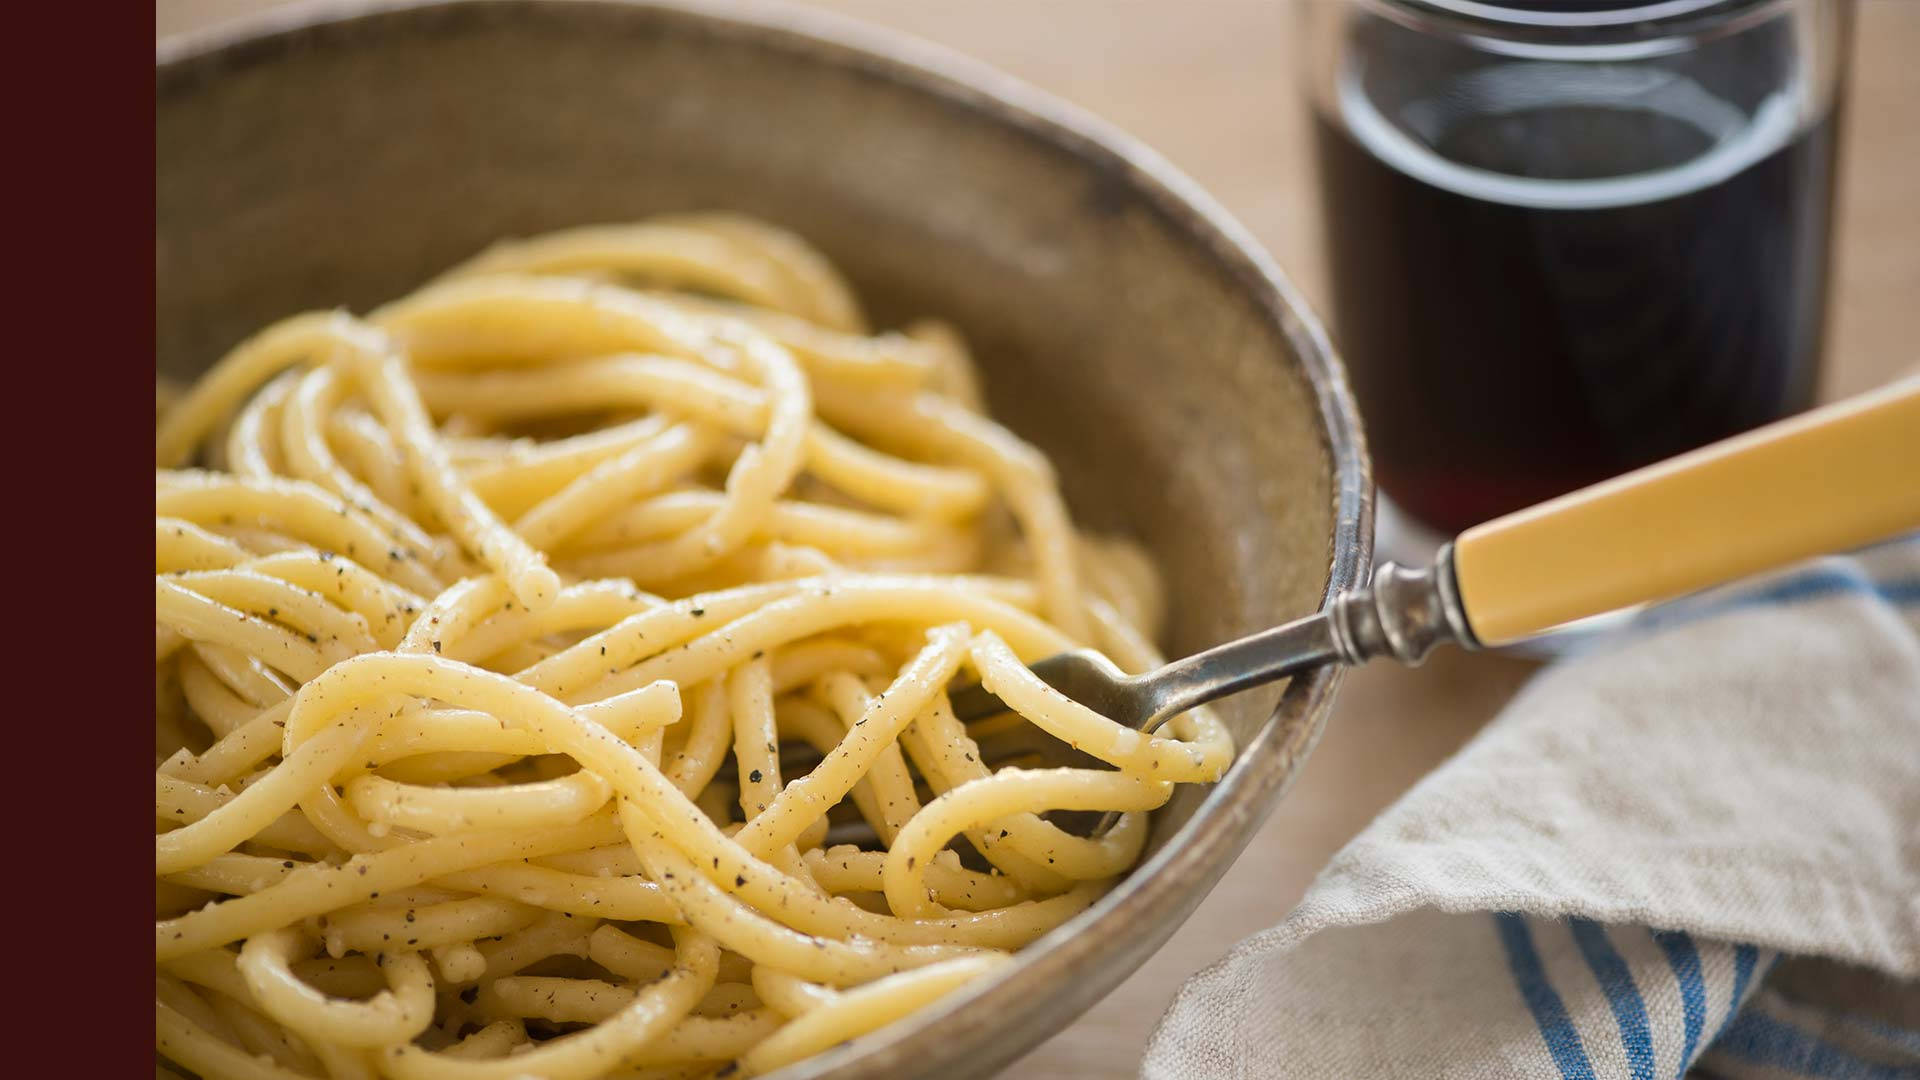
154, 2, 1370, 1078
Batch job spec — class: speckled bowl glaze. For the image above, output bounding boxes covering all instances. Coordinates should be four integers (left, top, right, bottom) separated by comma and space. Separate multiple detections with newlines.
156, 3, 1372, 1076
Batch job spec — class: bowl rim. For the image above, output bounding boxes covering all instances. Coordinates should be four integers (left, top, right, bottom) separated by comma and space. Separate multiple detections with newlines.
157, 2, 1376, 1076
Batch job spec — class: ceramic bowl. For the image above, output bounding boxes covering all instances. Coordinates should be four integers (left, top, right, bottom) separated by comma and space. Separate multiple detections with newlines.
156, 4, 1372, 1075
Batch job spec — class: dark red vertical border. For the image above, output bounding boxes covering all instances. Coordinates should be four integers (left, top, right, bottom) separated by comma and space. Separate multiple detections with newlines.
12, 2, 162, 1074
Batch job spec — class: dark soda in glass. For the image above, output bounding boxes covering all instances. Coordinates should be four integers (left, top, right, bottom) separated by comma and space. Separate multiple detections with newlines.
1308, 3, 1848, 535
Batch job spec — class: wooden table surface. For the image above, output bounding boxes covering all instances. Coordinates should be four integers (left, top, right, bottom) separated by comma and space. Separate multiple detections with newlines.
157, 2, 1920, 1076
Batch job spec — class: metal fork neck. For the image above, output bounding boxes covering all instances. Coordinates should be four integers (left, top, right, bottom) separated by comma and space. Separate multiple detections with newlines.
1131, 545, 1480, 731
1327, 543, 1481, 667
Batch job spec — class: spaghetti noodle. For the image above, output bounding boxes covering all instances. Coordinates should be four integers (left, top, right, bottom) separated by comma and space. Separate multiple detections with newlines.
155, 214, 1232, 1079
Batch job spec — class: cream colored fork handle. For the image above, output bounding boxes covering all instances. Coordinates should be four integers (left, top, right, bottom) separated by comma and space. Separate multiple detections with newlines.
1453, 376, 1920, 646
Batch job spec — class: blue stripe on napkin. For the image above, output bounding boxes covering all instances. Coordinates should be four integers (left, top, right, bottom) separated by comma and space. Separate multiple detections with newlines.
1495, 912, 1597, 1080
1653, 929, 1708, 1076
1570, 918, 1656, 1080
1712, 1010, 1920, 1079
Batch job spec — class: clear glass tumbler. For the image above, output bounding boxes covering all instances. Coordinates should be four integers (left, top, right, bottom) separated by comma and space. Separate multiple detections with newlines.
1301, 0, 1854, 538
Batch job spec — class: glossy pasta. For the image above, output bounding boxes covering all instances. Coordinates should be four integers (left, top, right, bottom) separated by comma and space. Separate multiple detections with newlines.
154, 214, 1233, 1079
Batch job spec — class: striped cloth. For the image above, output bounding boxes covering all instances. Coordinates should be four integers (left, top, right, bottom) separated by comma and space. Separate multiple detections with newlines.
1144, 536, 1920, 1079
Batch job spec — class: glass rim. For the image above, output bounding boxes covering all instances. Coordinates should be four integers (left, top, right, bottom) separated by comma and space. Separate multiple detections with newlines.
1400, 0, 1766, 26
1350, 0, 1800, 46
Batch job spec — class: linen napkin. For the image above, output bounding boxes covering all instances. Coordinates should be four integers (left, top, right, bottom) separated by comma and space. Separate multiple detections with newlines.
1144, 534, 1920, 1079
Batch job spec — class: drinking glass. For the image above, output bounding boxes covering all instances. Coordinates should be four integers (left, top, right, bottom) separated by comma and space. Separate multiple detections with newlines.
1300, 0, 1853, 539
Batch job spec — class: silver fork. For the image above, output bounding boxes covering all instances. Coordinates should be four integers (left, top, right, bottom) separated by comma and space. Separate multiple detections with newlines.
950, 556, 1469, 732
941, 556, 1469, 838
947, 376, 1920, 837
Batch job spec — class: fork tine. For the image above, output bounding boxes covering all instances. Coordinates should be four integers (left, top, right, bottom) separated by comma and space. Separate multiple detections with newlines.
947, 650, 1111, 722
946, 678, 1011, 723
963, 711, 1026, 740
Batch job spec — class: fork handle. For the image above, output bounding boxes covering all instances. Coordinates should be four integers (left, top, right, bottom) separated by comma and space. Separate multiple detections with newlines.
1450, 376, 1920, 646
1094, 380, 1919, 730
